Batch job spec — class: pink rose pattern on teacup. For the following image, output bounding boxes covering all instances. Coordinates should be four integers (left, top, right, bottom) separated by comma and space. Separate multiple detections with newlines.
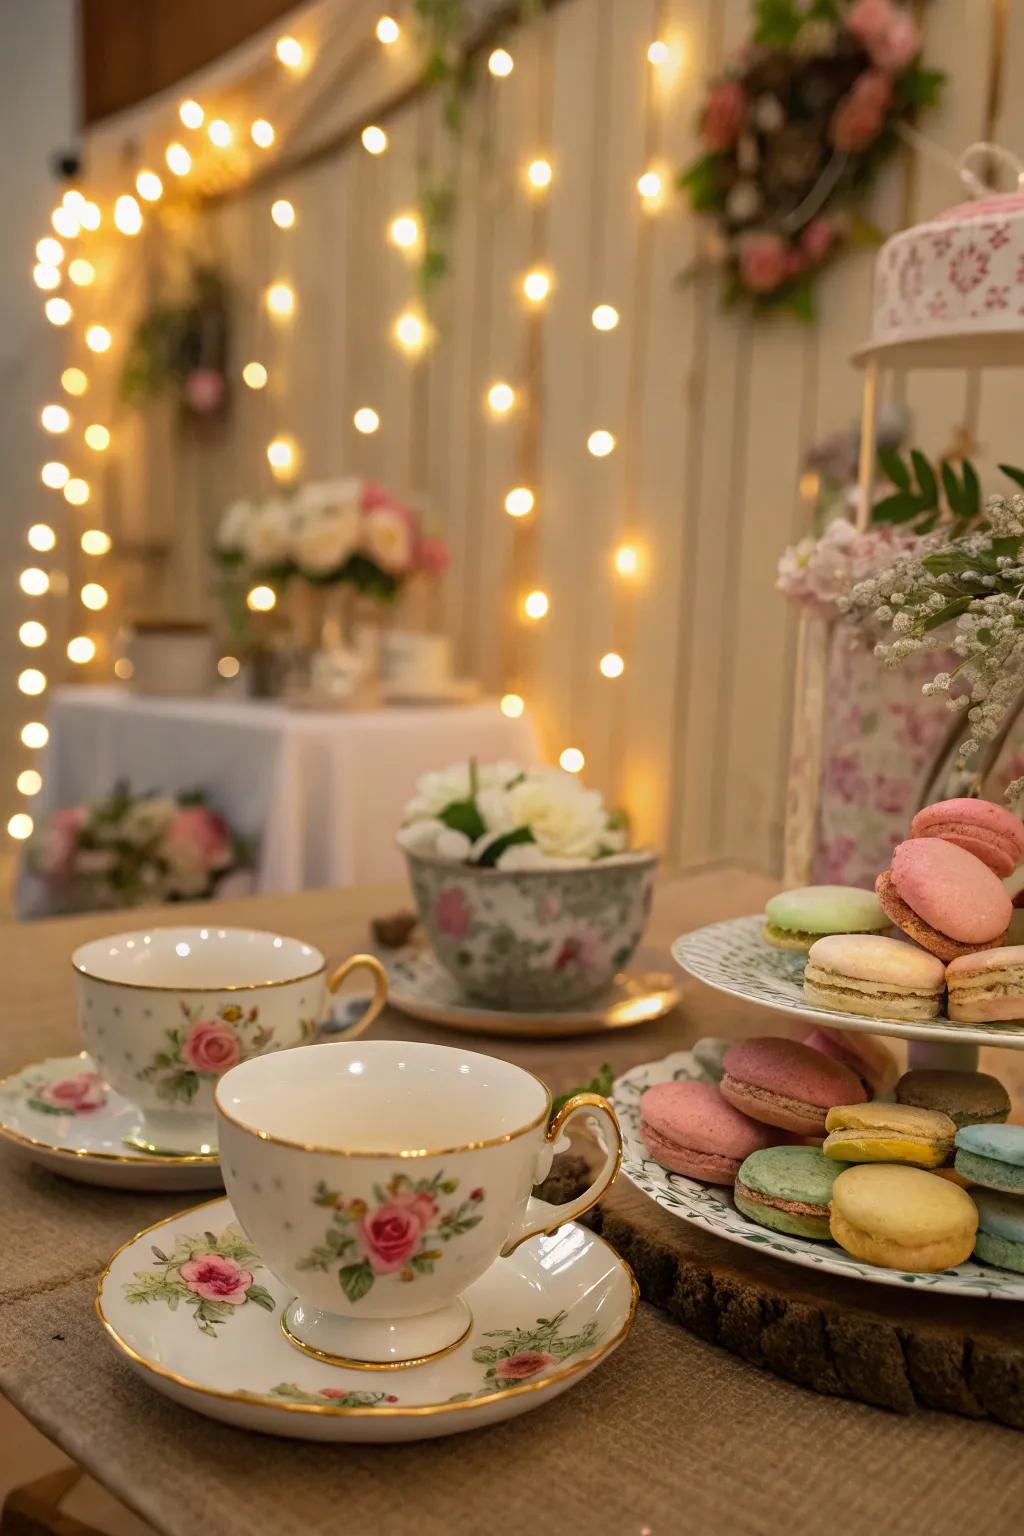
124, 1222, 275, 1336
297, 1173, 486, 1304
27, 1070, 107, 1116
135, 1000, 279, 1106
435, 887, 471, 938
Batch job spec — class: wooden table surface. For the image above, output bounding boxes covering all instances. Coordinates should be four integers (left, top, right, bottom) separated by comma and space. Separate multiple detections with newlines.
2, 865, 1023, 1536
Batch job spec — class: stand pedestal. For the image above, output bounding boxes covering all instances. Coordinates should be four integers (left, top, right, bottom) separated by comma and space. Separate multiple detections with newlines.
906, 1039, 979, 1072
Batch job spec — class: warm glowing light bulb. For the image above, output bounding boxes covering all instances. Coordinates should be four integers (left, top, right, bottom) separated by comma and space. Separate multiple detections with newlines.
505, 487, 534, 518
114, 657, 134, 680
21, 723, 48, 749
166, 142, 192, 176
114, 195, 143, 235
251, 119, 275, 148
376, 15, 400, 44
647, 39, 670, 65
592, 304, 620, 331
19, 621, 47, 648
637, 169, 663, 202
266, 436, 297, 477
522, 269, 551, 303
64, 477, 90, 506
68, 258, 95, 286
8, 814, 33, 840
136, 170, 163, 202
614, 543, 640, 577
81, 529, 111, 556
393, 309, 428, 355
527, 159, 552, 189
17, 769, 42, 796
218, 655, 241, 679
208, 119, 232, 148
86, 324, 112, 353
84, 424, 110, 451
559, 748, 585, 774
389, 213, 420, 249
523, 589, 549, 620
27, 524, 56, 552
179, 99, 204, 129
488, 382, 516, 415
62, 367, 88, 396
45, 297, 72, 326
247, 584, 277, 612
36, 238, 63, 265
276, 35, 305, 68
271, 199, 295, 229
52, 207, 79, 238
67, 636, 96, 664
500, 693, 525, 719
265, 282, 296, 319
361, 125, 388, 155
62, 190, 85, 216
41, 462, 68, 489
41, 404, 70, 433
587, 429, 616, 457
242, 361, 268, 390
81, 582, 108, 610
80, 200, 101, 231
353, 407, 380, 434
489, 48, 513, 77
33, 263, 60, 290
18, 668, 47, 695
599, 651, 625, 678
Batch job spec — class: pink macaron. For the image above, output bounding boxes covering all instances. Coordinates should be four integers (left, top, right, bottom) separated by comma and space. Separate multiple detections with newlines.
911, 797, 1024, 879
803, 1026, 899, 1097
720, 1037, 866, 1137
876, 838, 1012, 963
638, 1079, 774, 1185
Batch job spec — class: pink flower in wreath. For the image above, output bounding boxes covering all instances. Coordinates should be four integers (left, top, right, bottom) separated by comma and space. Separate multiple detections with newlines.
830, 70, 892, 153
739, 232, 787, 294
181, 1018, 242, 1076
435, 887, 470, 938
495, 1349, 557, 1383
183, 367, 225, 415
357, 1202, 424, 1274
846, 0, 919, 71
802, 217, 837, 264
37, 1071, 106, 1113
179, 1253, 252, 1304
701, 80, 745, 153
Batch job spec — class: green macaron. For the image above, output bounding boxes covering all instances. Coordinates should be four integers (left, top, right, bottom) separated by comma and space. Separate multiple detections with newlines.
763, 885, 889, 953
954, 1123, 1024, 1194
734, 1145, 850, 1240
972, 1187, 1024, 1273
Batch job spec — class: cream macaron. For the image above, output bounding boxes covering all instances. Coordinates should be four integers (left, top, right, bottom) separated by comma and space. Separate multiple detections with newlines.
946, 946, 1024, 1023
803, 934, 946, 1022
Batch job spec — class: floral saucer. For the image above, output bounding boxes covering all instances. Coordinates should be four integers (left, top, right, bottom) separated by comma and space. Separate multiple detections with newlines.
673, 915, 1024, 1051
96, 1196, 637, 1442
381, 949, 679, 1039
614, 1050, 1024, 1301
0, 1054, 222, 1191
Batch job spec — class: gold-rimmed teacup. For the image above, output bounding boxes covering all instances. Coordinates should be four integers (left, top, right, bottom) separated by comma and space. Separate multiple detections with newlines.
216, 1040, 622, 1368
73, 928, 387, 1156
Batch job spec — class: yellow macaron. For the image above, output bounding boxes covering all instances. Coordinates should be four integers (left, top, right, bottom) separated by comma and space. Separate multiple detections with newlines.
829, 1164, 978, 1272
823, 1102, 956, 1169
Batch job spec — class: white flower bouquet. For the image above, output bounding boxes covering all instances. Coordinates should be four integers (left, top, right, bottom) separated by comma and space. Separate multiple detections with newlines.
396, 761, 630, 871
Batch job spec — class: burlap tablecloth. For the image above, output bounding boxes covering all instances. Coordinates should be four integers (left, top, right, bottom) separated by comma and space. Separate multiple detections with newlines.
2, 868, 1023, 1536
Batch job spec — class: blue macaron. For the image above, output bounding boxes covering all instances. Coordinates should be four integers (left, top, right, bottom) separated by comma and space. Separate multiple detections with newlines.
954, 1123, 1024, 1193
972, 1187, 1024, 1273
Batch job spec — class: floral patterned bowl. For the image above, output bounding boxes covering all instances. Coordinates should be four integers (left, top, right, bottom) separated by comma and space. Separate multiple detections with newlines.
403, 849, 657, 1008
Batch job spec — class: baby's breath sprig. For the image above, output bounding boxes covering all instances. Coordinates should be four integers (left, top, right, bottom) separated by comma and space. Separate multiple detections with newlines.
840, 494, 1024, 796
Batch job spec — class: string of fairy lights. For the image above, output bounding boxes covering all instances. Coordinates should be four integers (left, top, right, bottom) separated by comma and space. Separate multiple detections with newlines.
10, 6, 681, 841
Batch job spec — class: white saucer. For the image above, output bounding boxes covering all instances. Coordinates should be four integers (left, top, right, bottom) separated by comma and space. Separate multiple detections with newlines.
614, 1050, 1024, 1300
673, 915, 1024, 1050
96, 1196, 636, 1442
383, 949, 680, 1038
0, 1054, 222, 1191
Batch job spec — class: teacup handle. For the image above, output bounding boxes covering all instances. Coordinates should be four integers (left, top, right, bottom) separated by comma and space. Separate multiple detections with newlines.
326, 954, 389, 1040
500, 1093, 622, 1257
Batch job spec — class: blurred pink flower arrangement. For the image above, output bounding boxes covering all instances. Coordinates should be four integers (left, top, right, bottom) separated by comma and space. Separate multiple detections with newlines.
29, 781, 252, 913
777, 518, 922, 622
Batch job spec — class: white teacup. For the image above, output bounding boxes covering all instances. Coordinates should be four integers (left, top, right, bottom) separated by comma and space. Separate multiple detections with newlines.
216, 1040, 622, 1367
73, 927, 387, 1155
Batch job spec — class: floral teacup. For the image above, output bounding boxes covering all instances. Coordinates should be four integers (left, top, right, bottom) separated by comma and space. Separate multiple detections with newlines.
216, 1039, 622, 1366
74, 927, 387, 1155
403, 848, 657, 1008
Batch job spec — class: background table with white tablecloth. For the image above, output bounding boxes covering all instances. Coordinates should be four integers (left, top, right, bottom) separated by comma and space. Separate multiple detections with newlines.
22, 688, 539, 907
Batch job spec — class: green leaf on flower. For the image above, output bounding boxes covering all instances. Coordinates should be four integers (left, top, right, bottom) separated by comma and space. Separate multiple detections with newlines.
910, 449, 938, 507
439, 798, 486, 842
476, 826, 534, 867
338, 1260, 375, 1305
245, 1283, 276, 1312
676, 154, 726, 212
999, 463, 1024, 491
878, 449, 910, 492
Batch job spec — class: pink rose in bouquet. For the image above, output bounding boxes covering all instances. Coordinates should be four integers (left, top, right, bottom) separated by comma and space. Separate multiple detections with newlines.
802, 217, 837, 264
179, 1253, 253, 1303
701, 81, 745, 153
162, 806, 233, 874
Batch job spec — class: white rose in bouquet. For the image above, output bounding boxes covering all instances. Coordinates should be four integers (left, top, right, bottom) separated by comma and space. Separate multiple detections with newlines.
293, 505, 361, 576
217, 498, 254, 553
403, 761, 521, 823
364, 505, 414, 574
297, 478, 363, 516
478, 770, 612, 862
242, 498, 293, 569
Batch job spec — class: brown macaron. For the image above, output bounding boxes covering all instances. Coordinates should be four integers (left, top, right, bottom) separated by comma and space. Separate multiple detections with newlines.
895, 1068, 1011, 1130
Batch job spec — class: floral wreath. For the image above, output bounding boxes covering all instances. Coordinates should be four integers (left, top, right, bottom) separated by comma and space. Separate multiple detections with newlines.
680, 0, 944, 317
